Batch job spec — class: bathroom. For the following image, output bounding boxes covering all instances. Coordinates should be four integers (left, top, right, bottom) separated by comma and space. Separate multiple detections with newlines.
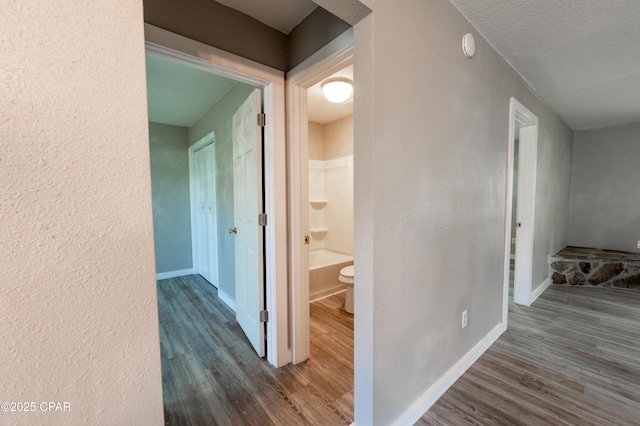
307, 66, 354, 312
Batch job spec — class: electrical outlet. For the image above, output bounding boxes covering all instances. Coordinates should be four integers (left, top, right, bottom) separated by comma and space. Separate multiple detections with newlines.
461, 310, 467, 328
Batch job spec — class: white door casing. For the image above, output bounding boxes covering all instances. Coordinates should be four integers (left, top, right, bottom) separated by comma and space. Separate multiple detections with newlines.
286, 29, 353, 364
233, 88, 265, 357
502, 97, 540, 320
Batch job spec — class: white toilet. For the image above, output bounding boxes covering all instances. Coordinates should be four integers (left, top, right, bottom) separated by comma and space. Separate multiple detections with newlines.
338, 265, 354, 314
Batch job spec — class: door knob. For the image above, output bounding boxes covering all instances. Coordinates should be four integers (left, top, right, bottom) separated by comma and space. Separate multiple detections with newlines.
229, 227, 237, 234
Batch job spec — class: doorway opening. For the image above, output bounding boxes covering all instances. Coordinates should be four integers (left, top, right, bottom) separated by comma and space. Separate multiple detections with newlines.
145, 24, 288, 367
502, 97, 541, 322
287, 29, 353, 364
307, 65, 354, 306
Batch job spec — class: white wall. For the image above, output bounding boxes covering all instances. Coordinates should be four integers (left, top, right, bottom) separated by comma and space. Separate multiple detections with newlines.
308, 116, 354, 254
568, 123, 640, 253
352, 0, 573, 423
309, 157, 354, 254
325, 157, 354, 254
309, 161, 328, 250
0, 0, 164, 424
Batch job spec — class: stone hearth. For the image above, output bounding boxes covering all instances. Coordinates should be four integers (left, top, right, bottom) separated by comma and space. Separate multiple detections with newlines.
549, 246, 640, 288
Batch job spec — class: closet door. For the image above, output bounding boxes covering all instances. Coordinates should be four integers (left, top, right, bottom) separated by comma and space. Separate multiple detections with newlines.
203, 143, 218, 287
193, 143, 218, 286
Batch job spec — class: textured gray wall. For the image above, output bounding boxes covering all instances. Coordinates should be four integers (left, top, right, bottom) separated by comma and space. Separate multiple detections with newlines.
144, 0, 353, 72
287, 7, 351, 70
148, 122, 193, 273
569, 123, 640, 253
353, 0, 573, 423
143, 0, 288, 70
190, 83, 256, 304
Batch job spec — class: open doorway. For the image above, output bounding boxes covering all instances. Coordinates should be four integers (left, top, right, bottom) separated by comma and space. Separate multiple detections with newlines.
287, 30, 353, 364
145, 24, 289, 367
307, 65, 354, 305
147, 48, 267, 352
502, 97, 542, 322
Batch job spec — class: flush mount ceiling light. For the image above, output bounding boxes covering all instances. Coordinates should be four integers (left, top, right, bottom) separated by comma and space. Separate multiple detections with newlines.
321, 78, 353, 103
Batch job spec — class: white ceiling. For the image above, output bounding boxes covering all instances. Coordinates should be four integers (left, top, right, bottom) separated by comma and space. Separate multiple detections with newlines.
146, 54, 238, 127
449, 0, 640, 131
216, 0, 317, 33
308, 65, 354, 124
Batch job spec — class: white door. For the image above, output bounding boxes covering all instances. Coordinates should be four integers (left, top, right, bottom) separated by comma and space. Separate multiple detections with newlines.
194, 146, 210, 282
513, 124, 537, 305
503, 97, 539, 309
232, 89, 265, 356
193, 143, 218, 287
204, 143, 219, 287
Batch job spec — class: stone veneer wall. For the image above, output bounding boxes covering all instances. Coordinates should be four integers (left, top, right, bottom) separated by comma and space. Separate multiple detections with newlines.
550, 246, 640, 288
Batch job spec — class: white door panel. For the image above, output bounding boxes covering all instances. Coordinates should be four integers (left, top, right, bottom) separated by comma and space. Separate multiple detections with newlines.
233, 88, 264, 356
193, 142, 218, 287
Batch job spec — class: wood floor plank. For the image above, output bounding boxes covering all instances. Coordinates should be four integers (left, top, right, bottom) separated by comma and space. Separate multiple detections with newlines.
420, 285, 640, 425
289, 384, 351, 426
157, 275, 354, 425
244, 371, 310, 425
332, 390, 355, 424
203, 365, 275, 426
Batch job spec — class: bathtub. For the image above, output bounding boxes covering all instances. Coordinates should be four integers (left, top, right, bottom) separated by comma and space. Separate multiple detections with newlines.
309, 249, 353, 301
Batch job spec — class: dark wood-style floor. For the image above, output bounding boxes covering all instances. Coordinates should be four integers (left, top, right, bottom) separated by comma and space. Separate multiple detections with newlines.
419, 285, 640, 425
159, 274, 640, 426
157, 275, 354, 425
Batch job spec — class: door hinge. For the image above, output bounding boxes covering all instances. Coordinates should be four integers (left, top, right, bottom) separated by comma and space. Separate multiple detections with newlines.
257, 113, 266, 127
259, 310, 269, 322
258, 213, 267, 226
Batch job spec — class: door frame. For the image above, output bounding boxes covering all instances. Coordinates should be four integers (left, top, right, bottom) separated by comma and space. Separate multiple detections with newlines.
145, 24, 289, 367
189, 132, 220, 289
286, 29, 353, 364
502, 97, 540, 321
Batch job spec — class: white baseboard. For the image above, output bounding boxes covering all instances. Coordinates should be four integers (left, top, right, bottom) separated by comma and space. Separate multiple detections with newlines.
156, 268, 194, 280
391, 322, 507, 426
310, 286, 346, 302
528, 278, 550, 306
218, 289, 236, 312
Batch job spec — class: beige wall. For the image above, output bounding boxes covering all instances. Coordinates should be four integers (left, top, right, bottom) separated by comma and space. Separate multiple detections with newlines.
308, 121, 325, 160
1, 0, 164, 424
324, 115, 354, 160
308, 115, 354, 160
352, 0, 573, 423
